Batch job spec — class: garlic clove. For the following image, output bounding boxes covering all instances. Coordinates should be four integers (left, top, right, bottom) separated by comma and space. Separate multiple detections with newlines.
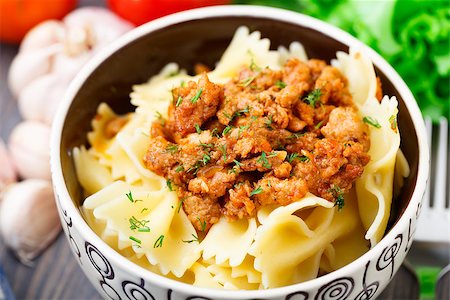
19, 20, 65, 53
0, 138, 17, 194
8, 121, 51, 180
8, 44, 63, 98
17, 74, 72, 124
63, 7, 133, 50
0, 179, 61, 264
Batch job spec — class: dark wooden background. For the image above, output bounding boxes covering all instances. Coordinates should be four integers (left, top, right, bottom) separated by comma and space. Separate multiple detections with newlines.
0, 1, 448, 299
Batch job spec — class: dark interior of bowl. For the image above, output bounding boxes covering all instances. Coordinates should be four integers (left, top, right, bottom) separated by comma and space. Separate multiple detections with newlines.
60, 15, 419, 233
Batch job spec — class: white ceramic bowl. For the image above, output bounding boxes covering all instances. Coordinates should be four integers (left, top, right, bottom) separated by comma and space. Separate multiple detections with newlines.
51, 6, 429, 300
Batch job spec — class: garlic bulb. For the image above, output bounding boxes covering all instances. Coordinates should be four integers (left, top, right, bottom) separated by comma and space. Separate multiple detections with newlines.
8, 7, 133, 124
8, 121, 51, 180
0, 138, 17, 193
0, 179, 61, 264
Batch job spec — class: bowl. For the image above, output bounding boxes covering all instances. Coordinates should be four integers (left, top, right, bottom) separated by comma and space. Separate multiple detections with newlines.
50, 5, 429, 300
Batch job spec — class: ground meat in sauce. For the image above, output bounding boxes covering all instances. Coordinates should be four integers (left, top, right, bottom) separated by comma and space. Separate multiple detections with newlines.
143, 58, 372, 232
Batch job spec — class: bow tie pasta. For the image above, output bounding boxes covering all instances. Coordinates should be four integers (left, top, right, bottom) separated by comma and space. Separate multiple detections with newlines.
75, 26, 409, 290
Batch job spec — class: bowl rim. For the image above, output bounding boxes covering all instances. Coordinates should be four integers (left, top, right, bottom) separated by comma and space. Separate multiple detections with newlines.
51, 5, 429, 298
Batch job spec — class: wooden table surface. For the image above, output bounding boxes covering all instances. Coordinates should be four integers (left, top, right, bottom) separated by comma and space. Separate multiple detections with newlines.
0, 2, 448, 299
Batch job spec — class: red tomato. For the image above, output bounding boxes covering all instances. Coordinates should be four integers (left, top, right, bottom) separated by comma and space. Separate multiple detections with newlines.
107, 0, 230, 26
0, 0, 77, 44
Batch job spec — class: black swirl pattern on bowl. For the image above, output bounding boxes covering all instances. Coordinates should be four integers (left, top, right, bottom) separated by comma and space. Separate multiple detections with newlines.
376, 234, 403, 279
286, 291, 309, 300
354, 261, 379, 300
314, 277, 354, 300
122, 278, 155, 300
57, 193, 82, 264
85, 241, 120, 300
404, 218, 415, 253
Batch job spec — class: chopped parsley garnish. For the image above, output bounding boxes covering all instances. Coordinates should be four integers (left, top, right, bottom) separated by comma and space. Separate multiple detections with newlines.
183, 234, 200, 243
141, 208, 148, 213
180, 80, 186, 87
201, 154, 211, 166
224, 106, 251, 122
238, 125, 249, 137
153, 235, 164, 248
249, 186, 263, 197
166, 144, 179, 154
223, 112, 233, 120
155, 111, 165, 126
264, 116, 274, 130
177, 197, 186, 213
330, 186, 345, 210
287, 132, 304, 139
303, 88, 322, 107
190, 88, 203, 103
129, 236, 141, 244
138, 227, 151, 233
233, 159, 243, 168
129, 216, 150, 231
126, 191, 135, 203
175, 165, 184, 172
166, 179, 174, 191
197, 218, 207, 232
363, 116, 381, 128
249, 55, 261, 72
257, 152, 271, 169
267, 180, 271, 187
286, 153, 299, 163
200, 142, 213, 149
219, 144, 227, 162
239, 76, 256, 87
389, 115, 398, 133
275, 80, 287, 89
222, 125, 233, 136
175, 96, 183, 107
299, 155, 310, 162
194, 124, 202, 134
315, 120, 324, 129
211, 128, 220, 137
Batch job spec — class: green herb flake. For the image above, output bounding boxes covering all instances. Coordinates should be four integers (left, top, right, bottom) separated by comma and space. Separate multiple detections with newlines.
129, 216, 150, 231
219, 144, 227, 162
183, 234, 200, 244
249, 186, 264, 197
315, 120, 324, 129
153, 235, 164, 248
330, 186, 345, 211
211, 127, 220, 137
200, 142, 213, 149
239, 76, 256, 87
275, 80, 287, 89
264, 116, 273, 130
287, 132, 304, 139
238, 125, 249, 137
126, 191, 134, 203
175, 165, 184, 172
201, 154, 211, 166
166, 144, 179, 154
141, 208, 148, 213
389, 115, 398, 133
155, 111, 165, 126
363, 116, 381, 128
177, 197, 186, 213
303, 88, 322, 107
166, 179, 174, 191
233, 159, 243, 168
299, 155, 310, 162
180, 80, 186, 88
198, 218, 207, 232
129, 236, 141, 244
138, 227, 151, 233
194, 124, 202, 134
176, 96, 183, 107
190, 88, 203, 103
287, 153, 299, 163
222, 125, 233, 136
257, 152, 271, 169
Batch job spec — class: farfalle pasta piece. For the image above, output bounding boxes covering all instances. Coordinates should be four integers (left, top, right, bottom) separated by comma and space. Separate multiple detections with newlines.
73, 146, 113, 195
84, 181, 201, 277
206, 264, 260, 290
211, 26, 280, 80
249, 194, 360, 288
201, 217, 257, 267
